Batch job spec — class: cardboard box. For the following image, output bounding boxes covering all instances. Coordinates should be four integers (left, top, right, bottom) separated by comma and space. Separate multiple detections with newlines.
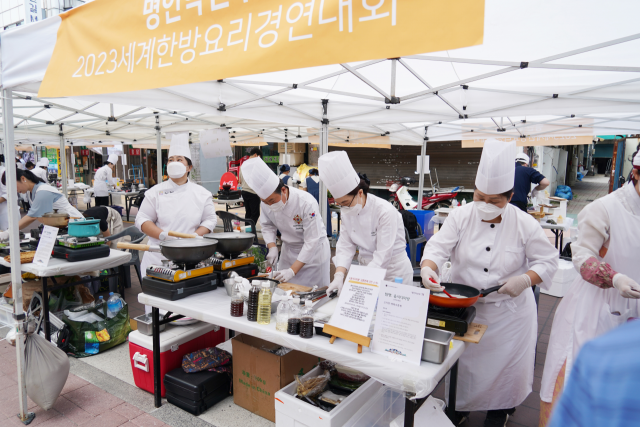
278, 143, 306, 153
280, 153, 305, 166
232, 335, 319, 422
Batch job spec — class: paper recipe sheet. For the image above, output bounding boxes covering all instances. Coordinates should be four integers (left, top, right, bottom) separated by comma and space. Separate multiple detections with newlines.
32, 225, 59, 267
328, 265, 385, 337
371, 282, 430, 365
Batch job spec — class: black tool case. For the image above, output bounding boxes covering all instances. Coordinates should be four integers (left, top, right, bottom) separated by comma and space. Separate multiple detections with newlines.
141, 275, 218, 301
51, 244, 110, 262
164, 367, 231, 415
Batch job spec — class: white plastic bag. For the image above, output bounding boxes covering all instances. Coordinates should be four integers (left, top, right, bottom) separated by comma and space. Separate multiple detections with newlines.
5, 327, 16, 346
25, 333, 70, 410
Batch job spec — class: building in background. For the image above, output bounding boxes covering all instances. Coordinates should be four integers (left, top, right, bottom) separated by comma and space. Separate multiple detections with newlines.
0, 0, 86, 30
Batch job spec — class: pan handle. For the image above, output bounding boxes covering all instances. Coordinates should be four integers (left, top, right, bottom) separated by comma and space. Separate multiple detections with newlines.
117, 242, 153, 252
480, 285, 503, 297
168, 231, 197, 239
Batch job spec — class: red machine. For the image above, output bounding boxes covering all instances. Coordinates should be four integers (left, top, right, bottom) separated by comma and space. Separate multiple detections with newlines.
388, 176, 461, 210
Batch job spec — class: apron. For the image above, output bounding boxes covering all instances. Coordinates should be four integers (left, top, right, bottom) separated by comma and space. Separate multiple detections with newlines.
306, 177, 332, 236
139, 184, 211, 278
279, 238, 330, 287
358, 251, 414, 285
27, 184, 83, 219
540, 187, 640, 402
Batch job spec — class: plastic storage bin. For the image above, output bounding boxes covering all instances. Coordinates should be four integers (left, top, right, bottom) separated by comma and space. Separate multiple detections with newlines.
343, 386, 405, 427
0, 301, 12, 326
274, 366, 383, 427
129, 322, 225, 397
405, 210, 435, 263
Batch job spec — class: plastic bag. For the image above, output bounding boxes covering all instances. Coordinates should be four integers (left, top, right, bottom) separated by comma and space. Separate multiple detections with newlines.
25, 333, 70, 410
61, 301, 130, 357
295, 370, 330, 398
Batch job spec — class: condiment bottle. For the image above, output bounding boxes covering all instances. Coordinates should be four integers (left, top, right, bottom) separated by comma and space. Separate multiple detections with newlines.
257, 282, 272, 325
230, 281, 244, 317
299, 300, 314, 339
287, 298, 301, 335
247, 280, 261, 322
275, 301, 289, 332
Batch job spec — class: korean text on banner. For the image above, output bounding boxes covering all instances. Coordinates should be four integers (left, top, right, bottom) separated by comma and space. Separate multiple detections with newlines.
201, 128, 232, 158
38, 0, 485, 97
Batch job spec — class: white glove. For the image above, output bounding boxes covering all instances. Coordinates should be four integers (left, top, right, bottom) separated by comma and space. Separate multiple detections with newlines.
498, 274, 532, 297
192, 234, 203, 239
613, 274, 640, 299
158, 231, 176, 241
421, 266, 444, 292
327, 272, 345, 296
357, 254, 371, 266
273, 268, 295, 283
266, 246, 279, 267
0, 231, 9, 242
531, 189, 539, 200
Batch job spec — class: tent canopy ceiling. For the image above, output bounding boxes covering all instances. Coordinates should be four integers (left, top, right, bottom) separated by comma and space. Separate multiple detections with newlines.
2, 0, 640, 146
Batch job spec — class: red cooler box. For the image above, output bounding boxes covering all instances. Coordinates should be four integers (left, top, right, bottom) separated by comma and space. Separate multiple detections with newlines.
129, 322, 225, 397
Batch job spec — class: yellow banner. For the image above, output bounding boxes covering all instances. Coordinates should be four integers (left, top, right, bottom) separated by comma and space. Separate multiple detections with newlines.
39, 0, 484, 97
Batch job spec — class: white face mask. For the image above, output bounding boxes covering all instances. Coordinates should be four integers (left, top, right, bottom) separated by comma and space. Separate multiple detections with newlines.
167, 161, 187, 179
475, 201, 505, 221
269, 191, 287, 212
341, 193, 362, 217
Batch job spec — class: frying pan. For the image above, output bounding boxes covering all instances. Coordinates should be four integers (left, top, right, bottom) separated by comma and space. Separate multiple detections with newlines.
429, 283, 502, 308
117, 238, 218, 265
204, 232, 254, 256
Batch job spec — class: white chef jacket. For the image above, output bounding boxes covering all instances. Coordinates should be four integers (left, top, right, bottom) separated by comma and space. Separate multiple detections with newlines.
541, 182, 640, 402
94, 165, 115, 197
260, 187, 330, 287
333, 194, 413, 284
135, 179, 217, 277
0, 166, 19, 230
32, 167, 49, 183
422, 202, 558, 411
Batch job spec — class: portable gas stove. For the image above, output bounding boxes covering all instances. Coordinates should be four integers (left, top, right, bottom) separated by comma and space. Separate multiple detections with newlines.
56, 235, 107, 249
217, 188, 242, 200
209, 254, 255, 271
143, 260, 220, 301
426, 305, 477, 336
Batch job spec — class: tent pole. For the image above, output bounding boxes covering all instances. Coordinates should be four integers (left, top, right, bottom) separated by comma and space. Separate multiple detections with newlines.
155, 115, 162, 186
59, 125, 67, 197
319, 99, 329, 232
417, 127, 428, 211
2, 88, 32, 423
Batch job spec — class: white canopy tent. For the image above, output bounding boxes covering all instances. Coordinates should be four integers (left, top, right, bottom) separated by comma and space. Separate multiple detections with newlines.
3, 0, 640, 420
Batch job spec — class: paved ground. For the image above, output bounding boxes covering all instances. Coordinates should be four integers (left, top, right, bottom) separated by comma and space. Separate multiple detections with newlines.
0, 174, 611, 427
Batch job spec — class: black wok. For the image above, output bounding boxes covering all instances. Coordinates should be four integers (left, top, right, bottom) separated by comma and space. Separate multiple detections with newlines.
117, 238, 218, 265
204, 232, 254, 256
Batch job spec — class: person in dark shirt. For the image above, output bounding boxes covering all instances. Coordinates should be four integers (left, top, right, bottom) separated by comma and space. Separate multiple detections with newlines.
510, 153, 549, 212
83, 206, 123, 247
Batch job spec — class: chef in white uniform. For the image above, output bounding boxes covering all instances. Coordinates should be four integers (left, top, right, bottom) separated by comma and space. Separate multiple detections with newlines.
0, 168, 83, 239
318, 151, 414, 294
93, 154, 118, 206
539, 152, 640, 426
32, 158, 49, 183
420, 139, 558, 427
135, 135, 217, 278
241, 157, 330, 286
0, 165, 20, 231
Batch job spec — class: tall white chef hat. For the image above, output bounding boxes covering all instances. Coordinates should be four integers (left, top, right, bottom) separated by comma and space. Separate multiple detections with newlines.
107, 154, 119, 164
241, 157, 280, 200
475, 139, 517, 195
168, 133, 191, 160
36, 158, 49, 167
317, 151, 360, 199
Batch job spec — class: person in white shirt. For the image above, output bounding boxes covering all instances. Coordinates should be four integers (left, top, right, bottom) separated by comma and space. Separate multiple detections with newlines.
135, 135, 217, 282
539, 151, 640, 426
94, 154, 118, 206
318, 151, 413, 294
420, 139, 558, 427
241, 157, 330, 286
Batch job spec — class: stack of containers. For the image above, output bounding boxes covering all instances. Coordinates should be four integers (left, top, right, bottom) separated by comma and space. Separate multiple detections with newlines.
129, 322, 225, 397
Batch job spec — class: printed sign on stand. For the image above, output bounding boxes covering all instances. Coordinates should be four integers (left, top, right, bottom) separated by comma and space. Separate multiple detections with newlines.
32, 226, 59, 267
327, 265, 385, 337
371, 282, 430, 365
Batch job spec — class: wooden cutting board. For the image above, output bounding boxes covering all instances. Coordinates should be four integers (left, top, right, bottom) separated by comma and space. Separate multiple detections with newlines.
277, 282, 312, 293
453, 323, 488, 344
